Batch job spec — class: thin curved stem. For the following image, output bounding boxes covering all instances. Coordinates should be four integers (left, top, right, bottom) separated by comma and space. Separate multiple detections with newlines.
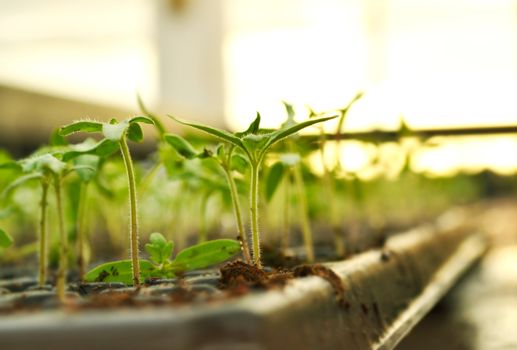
38, 180, 49, 287
77, 181, 89, 281
222, 166, 251, 263
281, 173, 290, 252
54, 175, 67, 301
292, 163, 315, 262
249, 163, 262, 268
120, 136, 140, 287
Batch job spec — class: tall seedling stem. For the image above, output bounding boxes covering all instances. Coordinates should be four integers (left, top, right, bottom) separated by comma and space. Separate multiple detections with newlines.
250, 162, 261, 267
281, 174, 291, 252
169, 112, 337, 268
120, 135, 141, 287
76, 181, 89, 281
54, 175, 67, 301
221, 146, 252, 263
291, 160, 315, 262
38, 180, 49, 287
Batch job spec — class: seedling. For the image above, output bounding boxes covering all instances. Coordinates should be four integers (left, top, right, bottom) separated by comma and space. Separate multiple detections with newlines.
265, 153, 300, 253
0, 152, 91, 300
85, 233, 241, 284
169, 112, 336, 268
59, 116, 155, 286
308, 93, 363, 256
163, 133, 252, 263
71, 149, 102, 281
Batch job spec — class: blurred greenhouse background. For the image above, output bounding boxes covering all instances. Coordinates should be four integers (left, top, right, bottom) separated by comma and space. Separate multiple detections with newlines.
1, 1, 517, 173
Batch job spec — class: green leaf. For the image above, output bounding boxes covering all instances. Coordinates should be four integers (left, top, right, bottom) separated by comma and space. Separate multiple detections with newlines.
236, 112, 261, 137
262, 115, 338, 152
73, 155, 99, 181
145, 232, 174, 265
164, 134, 202, 159
242, 133, 269, 152
59, 120, 103, 136
127, 123, 144, 142
1, 173, 42, 200
137, 95, 166, 136
0, 161, 22, 171
282, 101, 296, 127
128, 115, 155, 125
62, 139, 119, 162
21, 154, 67, 175
172, 239, 241, 272
265, 161, 285, 202
230, 153, 249, 173
0, 229, 13, 248
168, 115, 244, 149
49, 128, 68, 146
84, 259, 157, 285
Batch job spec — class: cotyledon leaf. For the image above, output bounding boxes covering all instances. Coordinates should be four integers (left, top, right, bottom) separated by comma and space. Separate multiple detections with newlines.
59, 120, 104, 136
168, 115, 245, 150
172, 239, 241, 272
84, 259, 157, 285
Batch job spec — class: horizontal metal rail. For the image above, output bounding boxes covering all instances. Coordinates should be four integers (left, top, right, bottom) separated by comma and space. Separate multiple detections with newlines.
302, 125, 517, 142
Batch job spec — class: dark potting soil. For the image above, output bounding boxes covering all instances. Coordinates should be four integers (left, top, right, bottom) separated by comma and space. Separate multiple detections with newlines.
0, 220, 420, 315
0, 256, 350, 315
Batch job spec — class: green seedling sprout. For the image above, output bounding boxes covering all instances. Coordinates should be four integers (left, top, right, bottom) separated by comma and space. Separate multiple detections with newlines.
72, 151, 102, 281
265, 102, 317, 262
84, 233, 240, 284
163, 133, 252, 263
308, 92, 363, 256
265, 154, 301, 252
0, 153, 91, 300
169, 112, 336, 268
59, 116, 155, 287
51, 135, 107, 281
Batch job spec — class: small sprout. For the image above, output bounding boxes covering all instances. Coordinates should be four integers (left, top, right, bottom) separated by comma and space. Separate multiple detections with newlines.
145, 232, 174, 266
169, 112, 337, 267
0, 152, 90, 298
60, 116, 155, 287
85, 234, 241, 285
163, 133, 252, 262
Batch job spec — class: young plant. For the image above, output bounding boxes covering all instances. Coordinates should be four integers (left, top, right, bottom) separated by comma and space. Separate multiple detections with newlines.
0, 153, 89, 300
265, 153, 300, 253
84, 233, 240, 284
72, 152, 101, 281
308, 93, 363, 256
59, 116, 154, 287
169, 112, 336, 268
52, 135, 108, 281
163, 134, 252, 263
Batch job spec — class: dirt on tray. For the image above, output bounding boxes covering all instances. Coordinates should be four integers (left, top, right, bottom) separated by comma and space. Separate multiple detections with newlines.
219, 260, 294, 292
219, 260, 346, 306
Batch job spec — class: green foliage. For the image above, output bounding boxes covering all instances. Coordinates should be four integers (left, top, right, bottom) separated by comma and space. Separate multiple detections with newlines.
85, 235, 241, 285
265, 162, 285, 202
84, 260, 157, 285
169, 113, 336, 165
0, 229, 13, 248
145, 232, 174, 265
59, 116, 154, 143
173, 239, 241, 271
